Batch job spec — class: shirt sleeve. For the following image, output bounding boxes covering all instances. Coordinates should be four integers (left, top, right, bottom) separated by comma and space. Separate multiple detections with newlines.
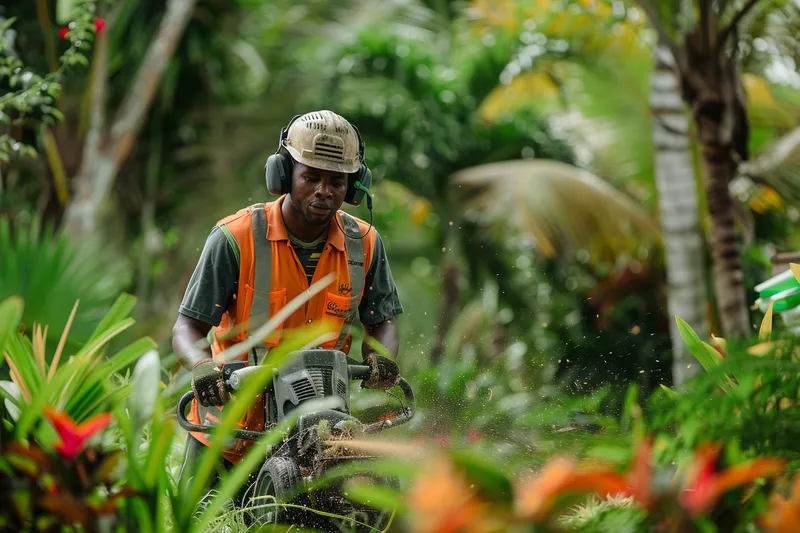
359, 231, 404, 327
179, 227, 239, 326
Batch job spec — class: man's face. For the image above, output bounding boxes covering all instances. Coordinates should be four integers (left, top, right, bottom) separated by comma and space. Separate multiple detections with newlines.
288, 162, 348, 226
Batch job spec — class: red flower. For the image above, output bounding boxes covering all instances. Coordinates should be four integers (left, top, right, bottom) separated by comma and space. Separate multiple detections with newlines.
680, 444, 785, 515
43, 407, 112, 461
57, 18, 105, 41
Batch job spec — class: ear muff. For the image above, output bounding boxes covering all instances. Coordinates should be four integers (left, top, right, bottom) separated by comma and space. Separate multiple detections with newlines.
265, 151, 293, 195
344, 124, 372, 206
265, 115, 302, 196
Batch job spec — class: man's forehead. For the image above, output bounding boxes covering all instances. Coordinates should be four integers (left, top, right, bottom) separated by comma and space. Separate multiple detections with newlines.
297, 164, 345, 178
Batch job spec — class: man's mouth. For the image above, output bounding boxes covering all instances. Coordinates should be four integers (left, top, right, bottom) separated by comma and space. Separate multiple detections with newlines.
309, 204, 332, 216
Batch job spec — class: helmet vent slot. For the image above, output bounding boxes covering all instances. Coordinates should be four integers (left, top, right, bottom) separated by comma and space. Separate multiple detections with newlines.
314, 139, 345, 161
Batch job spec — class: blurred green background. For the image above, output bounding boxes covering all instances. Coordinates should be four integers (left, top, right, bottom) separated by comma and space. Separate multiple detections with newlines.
3, 0, 800, 415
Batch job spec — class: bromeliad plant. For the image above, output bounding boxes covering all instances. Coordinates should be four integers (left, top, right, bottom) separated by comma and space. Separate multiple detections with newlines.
0, 293, 156, 440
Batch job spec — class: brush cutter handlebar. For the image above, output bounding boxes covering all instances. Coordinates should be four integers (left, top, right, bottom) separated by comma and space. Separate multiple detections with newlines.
176, 359, 414, 440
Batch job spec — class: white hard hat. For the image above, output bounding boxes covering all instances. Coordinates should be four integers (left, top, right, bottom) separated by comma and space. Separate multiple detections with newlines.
282, 110, 362, 174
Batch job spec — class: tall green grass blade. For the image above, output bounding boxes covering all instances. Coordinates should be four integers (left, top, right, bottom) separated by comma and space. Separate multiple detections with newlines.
343, 480, 405, 513
75, 318, 136, 360
87, 293, 137, 345
4, 334, 43, 397
99, 337, 158, 376
14, 352, 87, 438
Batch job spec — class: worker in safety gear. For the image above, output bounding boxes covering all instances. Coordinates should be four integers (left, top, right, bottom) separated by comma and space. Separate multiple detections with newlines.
172, 110, 403, 501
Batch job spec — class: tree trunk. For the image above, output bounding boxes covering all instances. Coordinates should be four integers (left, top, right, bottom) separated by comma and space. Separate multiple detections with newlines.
650, 45, 706, 386
61, 0, 198, 242
701, 140, 751, 336
670, 26, 753, 339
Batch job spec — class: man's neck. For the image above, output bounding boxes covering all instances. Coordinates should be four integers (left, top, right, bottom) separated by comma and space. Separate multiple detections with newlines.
281, 196, 329, 242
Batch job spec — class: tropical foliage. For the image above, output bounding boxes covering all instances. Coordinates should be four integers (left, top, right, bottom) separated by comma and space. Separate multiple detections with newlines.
4, 0, 800, 531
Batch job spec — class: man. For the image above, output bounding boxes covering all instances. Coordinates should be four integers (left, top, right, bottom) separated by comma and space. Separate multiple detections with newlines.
172, 110, 403, 500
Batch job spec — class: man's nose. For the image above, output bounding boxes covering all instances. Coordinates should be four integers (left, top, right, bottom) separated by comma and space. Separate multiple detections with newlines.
315, 181, 333, 198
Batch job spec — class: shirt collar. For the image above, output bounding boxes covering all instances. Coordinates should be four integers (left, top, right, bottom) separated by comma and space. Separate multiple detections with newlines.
266, 195, 346, 251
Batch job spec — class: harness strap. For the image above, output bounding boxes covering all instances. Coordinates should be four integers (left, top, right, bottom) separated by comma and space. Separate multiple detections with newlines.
249, 203, 270, 366
336, 212, 365, 350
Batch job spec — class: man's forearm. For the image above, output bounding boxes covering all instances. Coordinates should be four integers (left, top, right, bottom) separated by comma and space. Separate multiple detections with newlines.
363, 318, 399, 360
172, 315, 214, 371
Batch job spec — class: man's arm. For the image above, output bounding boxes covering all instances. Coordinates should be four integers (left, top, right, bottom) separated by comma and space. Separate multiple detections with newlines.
358, 232, 403, 361
363, 319, 399, 359
172, 314, 214, 371
172, 226, 239, 371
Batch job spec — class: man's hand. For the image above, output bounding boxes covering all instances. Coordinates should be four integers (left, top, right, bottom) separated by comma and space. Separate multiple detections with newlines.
191, 359, 230, 407
362, 354, 400, 390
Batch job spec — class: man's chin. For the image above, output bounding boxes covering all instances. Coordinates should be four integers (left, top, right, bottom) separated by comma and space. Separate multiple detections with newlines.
305, 211, 334, 225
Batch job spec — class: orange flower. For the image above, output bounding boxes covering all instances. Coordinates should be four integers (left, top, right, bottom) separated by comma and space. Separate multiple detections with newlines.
760, 476, 800, 533
43, 407, 112, 461
516, 457, 628, 522
407, 458, 498, 533
680, 444, 785, 516
625, 438, 655, 509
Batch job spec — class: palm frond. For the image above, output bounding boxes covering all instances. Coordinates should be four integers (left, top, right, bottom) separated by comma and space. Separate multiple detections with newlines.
451, 159, 660, 260
741, 125, 800, 204
0, 217, 126, 356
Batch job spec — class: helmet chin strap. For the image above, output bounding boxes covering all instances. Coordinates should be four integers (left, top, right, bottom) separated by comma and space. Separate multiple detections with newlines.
336, 180, 374, 240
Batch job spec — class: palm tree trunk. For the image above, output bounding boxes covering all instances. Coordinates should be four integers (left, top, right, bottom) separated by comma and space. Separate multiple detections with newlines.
702, 141, 750, 337
650, 45, 705, 386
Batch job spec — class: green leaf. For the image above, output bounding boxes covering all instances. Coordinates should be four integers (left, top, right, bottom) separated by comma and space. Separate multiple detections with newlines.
342, 479, 405, 513
0, 296, 24, 357
674, 316, 725, 370
86, 293, 137, 345
450, 450, 514, 503
56, 0, 78, 25
659, 384, 679, 399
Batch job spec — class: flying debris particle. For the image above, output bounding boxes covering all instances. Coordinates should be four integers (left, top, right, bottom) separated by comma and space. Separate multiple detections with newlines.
631, 325, 641, 334
488, 388, 493, 401
639, 370, 645, 374
441, 247, 447, 252
449, 221, 454, 226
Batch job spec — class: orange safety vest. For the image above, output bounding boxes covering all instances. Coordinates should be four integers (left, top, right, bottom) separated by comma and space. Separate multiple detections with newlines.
187, 195, 376, 463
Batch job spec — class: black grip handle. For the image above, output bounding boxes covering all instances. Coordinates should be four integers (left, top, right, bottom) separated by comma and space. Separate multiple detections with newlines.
348, 364, 372, 380
175, 391, 265, 441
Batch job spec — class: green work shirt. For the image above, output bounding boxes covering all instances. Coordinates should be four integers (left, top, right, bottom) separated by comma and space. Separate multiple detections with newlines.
179, 226, 404, 328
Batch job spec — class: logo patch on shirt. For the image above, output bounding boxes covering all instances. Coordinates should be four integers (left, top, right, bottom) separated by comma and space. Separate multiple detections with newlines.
348, 259, 364, 267
338, 283, 352, 295
326, 300, 349, 319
